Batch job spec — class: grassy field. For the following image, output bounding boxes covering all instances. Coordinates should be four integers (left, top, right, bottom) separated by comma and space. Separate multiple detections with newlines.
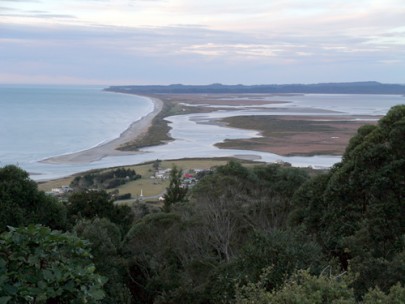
38, 157, 262, 202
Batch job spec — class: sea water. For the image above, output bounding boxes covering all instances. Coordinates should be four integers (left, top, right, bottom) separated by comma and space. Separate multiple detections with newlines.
0, 86, 153, 177
1, 86, 403, 180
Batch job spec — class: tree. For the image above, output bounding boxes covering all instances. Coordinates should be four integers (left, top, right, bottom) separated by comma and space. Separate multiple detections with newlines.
124, 212, 183, 303
0, 165, 66, 232
152, 159, 161, 172
235, 269, 405, 304
250, 164, 309, 230
162, 166, 188, 212
74, 218, 132, 304
190, 165, 253, 262
0, 225, 106, 303
205, 228, 325, 302
289, 173, 331, 237
66, 190, 133, 234
235, 269, 355, 304
289, 105, 405, 297
362, 283, 405, 304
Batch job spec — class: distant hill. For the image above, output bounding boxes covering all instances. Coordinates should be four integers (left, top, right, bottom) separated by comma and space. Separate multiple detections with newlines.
105, 81, 405, 94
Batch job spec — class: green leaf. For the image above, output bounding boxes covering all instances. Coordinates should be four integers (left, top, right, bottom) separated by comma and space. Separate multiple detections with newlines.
37, 280, 47, 289
89, 289, 105, 300
0, 296, 11, 304
42, 269, 53, 281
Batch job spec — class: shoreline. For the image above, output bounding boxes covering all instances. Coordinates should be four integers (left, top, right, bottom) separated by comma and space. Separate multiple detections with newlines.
41, 96, 163, 164
35, 92, 391, 173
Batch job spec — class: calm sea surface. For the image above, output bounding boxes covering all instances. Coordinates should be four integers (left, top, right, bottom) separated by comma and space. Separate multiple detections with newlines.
0, 86, 153, 178
1, 86, 404, 180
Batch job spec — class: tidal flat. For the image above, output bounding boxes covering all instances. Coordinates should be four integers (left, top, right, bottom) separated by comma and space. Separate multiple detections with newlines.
3, 86, 401, 181
123, 93, 386, 157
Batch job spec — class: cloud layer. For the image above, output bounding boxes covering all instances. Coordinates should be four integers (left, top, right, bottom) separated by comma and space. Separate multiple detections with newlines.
1, 0, 404, 84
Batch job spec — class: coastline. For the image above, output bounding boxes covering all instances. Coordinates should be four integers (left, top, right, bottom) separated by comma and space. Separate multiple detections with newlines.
41, 96, 163, 164
34, 92, 396, 175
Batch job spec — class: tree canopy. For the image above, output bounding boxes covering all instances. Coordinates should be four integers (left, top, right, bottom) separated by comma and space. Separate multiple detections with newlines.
0, 165, 66, 232
0, 104, 404, 303
0, 225, 106, 304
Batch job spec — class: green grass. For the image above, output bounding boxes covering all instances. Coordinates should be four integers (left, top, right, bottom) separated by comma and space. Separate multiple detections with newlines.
116, 158, 259, 199
38, 157, 262, 200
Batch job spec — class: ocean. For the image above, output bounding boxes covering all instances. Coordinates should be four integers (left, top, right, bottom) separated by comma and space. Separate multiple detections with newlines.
1, 86, 404, 180
0, 86, 153, 179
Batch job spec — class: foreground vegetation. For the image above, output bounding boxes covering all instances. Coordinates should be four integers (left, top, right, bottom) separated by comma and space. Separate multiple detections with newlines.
1, 105, 404, 303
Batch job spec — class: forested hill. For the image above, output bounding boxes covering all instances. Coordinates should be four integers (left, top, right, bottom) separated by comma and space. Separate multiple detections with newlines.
1, 105, 404, 303
105, 81, 405, 94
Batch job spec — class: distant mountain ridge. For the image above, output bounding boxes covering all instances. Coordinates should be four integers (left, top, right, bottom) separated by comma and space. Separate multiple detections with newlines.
105, 81, 405, 94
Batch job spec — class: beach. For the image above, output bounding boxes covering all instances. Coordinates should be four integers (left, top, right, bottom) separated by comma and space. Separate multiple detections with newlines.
42, 92, 389, 164
21, 91, 402, 181
41, 97, 163, 164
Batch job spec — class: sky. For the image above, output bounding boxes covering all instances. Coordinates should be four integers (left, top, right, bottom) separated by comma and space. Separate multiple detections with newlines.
1, 0, 404, 85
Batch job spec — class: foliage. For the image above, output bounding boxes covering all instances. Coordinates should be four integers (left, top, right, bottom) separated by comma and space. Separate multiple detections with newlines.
237, 229, 324, 287
191, 161, 309, 235
1, 105, 404, 303
70, 168, 141, 190
116, 193, 131, 200
124, 212, 184, 303
235, 269, 355, 304
290, 105, 405, 296
0, 165, 66, 232
66, 190, 134, 234
73, 218, 132, 304
204, 228, 325, 302
235, 269, 405, 304
163, 166, 188, 212
362, 283, 405, 304
0, 225, 106, 303
152, 159, 161, 171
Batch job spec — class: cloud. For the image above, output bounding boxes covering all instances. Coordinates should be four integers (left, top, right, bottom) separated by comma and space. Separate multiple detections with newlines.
0, 13, 76, 19
0, 2, 76, 20
0, 6, 16, 11
178, 43, 283, 58
1, 0, 405, 84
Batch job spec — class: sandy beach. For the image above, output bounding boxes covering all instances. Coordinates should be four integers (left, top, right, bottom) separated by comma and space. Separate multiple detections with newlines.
40, 92, 386, 167
41, 97, 163, 164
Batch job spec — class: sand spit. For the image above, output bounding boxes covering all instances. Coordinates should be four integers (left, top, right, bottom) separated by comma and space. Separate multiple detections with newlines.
41, 97, 163, 164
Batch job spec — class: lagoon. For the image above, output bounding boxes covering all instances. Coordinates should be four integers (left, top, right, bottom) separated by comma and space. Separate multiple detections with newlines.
1, 86, 403, 180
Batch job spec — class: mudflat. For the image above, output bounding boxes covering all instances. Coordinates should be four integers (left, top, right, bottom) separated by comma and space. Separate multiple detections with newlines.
154, 94, 379, 156
216, 115, 377, 156
41, 92, 378, 164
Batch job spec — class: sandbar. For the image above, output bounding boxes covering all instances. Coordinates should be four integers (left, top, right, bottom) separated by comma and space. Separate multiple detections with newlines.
41, 97, 163, 164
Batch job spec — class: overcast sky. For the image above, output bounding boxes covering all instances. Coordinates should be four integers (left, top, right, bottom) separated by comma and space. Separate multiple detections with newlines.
1, 0, 404, 85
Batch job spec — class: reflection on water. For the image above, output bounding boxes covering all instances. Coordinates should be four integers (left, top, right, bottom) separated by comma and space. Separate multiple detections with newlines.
12, 92, 405, 180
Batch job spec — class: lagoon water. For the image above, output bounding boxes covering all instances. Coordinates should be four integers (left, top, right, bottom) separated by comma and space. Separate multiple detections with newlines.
1, 86, 404, 180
